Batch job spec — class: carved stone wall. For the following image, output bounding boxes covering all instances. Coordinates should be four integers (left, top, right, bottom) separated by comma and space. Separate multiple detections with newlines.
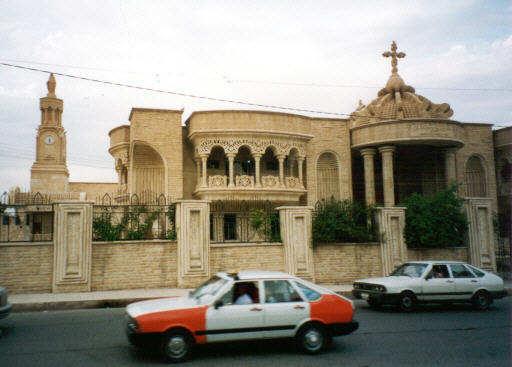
465, 198, 496, 271
375, 207, 408, 275
277, 206, 315, 281
175, 200, 210, 287
53, 201, 93, 293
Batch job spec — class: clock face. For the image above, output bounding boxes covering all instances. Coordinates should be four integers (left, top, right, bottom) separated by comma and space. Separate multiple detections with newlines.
44, 135, 55, 145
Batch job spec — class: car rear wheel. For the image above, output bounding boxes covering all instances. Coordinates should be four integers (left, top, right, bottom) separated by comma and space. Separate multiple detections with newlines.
398, 291, 416, 312
160, 329, 194, 363
297, 323, 326, 354
472, 290, 491, 310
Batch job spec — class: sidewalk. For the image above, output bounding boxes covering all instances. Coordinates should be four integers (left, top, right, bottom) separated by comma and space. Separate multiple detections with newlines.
9, 283, 510, 312
8, 285, 354, 312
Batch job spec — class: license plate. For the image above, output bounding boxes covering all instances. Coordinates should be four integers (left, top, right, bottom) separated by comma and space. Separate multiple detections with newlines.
361, 292, 369, 300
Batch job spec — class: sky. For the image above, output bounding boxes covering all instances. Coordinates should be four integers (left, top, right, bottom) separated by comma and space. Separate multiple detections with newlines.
0, 0, 511, 193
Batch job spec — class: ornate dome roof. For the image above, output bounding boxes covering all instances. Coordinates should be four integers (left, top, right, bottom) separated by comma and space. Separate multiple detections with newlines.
351, 42, 453, 125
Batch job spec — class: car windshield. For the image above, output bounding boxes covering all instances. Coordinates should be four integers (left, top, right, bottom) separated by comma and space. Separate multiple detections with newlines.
189, 276, 228, 303
390, 263, 428, 278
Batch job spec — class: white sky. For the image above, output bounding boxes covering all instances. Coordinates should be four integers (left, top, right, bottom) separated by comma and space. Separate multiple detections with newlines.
0, 0, 511, 193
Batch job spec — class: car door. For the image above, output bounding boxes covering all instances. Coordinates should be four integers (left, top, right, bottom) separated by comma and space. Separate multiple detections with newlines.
449, 264, 479, 300
205, 280, 265, 342
262, 280, 309, 339
420, 264, 456, 301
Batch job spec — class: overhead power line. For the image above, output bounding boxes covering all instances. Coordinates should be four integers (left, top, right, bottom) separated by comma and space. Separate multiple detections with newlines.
0, 61, 510, 126
0, 62, 350, 117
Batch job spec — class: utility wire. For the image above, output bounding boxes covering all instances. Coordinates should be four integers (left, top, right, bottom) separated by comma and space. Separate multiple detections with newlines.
0, 62, 350, 117
0, 61, 510, 126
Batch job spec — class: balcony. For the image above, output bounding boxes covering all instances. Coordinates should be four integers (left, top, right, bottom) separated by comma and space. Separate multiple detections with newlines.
194, 174, 306, 202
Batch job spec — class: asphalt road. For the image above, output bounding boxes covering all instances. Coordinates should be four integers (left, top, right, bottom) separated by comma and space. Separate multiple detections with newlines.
0, 298, 510, 367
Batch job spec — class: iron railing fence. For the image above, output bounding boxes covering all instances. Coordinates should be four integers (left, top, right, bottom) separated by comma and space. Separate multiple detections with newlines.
209, 200, 281, 243
0, 192, 54, 242
92, 203, 176, 241
496, 237, 511, 279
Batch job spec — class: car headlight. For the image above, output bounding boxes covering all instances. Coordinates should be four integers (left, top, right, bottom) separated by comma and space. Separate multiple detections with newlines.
126, 314, 140, 332
374, 285, 387, 292
353, 283, 361, 289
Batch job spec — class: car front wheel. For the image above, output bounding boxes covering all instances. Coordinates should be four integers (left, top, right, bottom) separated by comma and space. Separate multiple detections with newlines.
398, 291, 416, 312
160, 329, 194, 363
297, 323, 326, 354
472, 290, 491, 310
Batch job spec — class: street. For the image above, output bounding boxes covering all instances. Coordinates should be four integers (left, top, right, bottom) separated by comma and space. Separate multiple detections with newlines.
0, 298, 510, 367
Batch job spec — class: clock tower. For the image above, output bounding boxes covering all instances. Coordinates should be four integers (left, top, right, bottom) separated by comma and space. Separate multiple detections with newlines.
30, 74, 69, 193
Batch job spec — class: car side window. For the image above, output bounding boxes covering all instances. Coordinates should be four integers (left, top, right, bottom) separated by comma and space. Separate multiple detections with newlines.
264, 280, 303, 303
449, 264, 475, 278
431, 265, 450, 279
467, 265, 485, 278
220, 281, 260, 305
294, 281, 322, 301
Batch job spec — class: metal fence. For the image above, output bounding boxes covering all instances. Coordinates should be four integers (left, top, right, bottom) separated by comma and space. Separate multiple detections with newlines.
0, 192, 54, 242
496, 237, 511, 279
210, 200, 281, 243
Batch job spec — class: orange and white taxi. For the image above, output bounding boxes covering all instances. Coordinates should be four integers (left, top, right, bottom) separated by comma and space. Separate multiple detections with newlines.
126, 270, 358, 362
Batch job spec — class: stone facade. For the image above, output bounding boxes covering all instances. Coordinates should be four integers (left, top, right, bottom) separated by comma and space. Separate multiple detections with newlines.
1, 42, 509, 294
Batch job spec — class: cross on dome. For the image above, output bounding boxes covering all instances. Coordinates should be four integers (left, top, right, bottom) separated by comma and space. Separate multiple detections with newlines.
382, 41, 405, 74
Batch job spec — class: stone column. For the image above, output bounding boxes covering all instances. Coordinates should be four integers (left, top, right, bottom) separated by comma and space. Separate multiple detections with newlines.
375, 207, 407, 276
227, 153, 236, 188
379, 146, 396, 207
194, 158, 201, 188
444, 148, 457, 188
52, 201, 94, 293
465, 198, 496, 271
200, 155, 208, 188
174, 200, 211, 287
277, 206, 315, 281
297, 156, 305, 188
277, 155, 286, 187
360, 148, 376, 205
253, 153, 262, 187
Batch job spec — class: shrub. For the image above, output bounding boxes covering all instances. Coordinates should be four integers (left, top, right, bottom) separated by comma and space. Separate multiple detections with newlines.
403, 186, 467, 248
312, 198, 377, 245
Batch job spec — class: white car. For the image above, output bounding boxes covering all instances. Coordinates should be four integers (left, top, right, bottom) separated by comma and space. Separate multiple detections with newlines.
126, 270, 358, 362
353, 261, 506, 312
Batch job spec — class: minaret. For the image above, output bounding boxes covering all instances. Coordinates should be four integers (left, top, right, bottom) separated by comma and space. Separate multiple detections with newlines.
30, 74, 69, 193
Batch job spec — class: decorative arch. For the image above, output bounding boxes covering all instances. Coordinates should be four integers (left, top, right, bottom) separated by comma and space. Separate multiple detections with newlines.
464, 155, 487, 197
316, 151, 341, 201
132, 141, 166, 197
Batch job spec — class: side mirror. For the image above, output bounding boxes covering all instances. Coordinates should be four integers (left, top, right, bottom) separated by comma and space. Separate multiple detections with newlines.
214, 300, 223, 309
425, 272, 433, 280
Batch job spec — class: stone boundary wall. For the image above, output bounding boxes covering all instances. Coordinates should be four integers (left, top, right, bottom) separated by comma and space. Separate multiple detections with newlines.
0, 242, 53, 294
407, 247, 469, 262
313, 243, 383, 284
91, 240, 178, 291
210, 242, 286, 275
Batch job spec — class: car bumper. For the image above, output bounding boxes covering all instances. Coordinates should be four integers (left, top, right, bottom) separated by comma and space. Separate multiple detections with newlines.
353, 290, 401, 304
0, 303, 12, 319
325, 321, 359, 336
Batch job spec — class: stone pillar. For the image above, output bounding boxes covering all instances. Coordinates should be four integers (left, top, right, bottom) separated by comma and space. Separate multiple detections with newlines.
277, 206, 315, 281
227, 153, 236, 188
360, 148, 376, 205
195, 157, 201, 188
297, 157, 304, 187
200, 155, 208, 188
52, 201, 94, 293
174, 200, 211, 287
465, 198, 496, 271
375, 207, 407, 276
444, 148, 457, 188
253, 153, 262, 187
379, 146, 396, 207
277, 155, 286, 187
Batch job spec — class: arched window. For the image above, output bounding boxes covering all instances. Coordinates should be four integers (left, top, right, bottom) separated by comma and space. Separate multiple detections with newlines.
465, 156, 486, 197
133, 143, 165, 197
317, 152, 340, 201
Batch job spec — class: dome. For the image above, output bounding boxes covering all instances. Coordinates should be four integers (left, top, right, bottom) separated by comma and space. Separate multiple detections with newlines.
351, 42, 454, 126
